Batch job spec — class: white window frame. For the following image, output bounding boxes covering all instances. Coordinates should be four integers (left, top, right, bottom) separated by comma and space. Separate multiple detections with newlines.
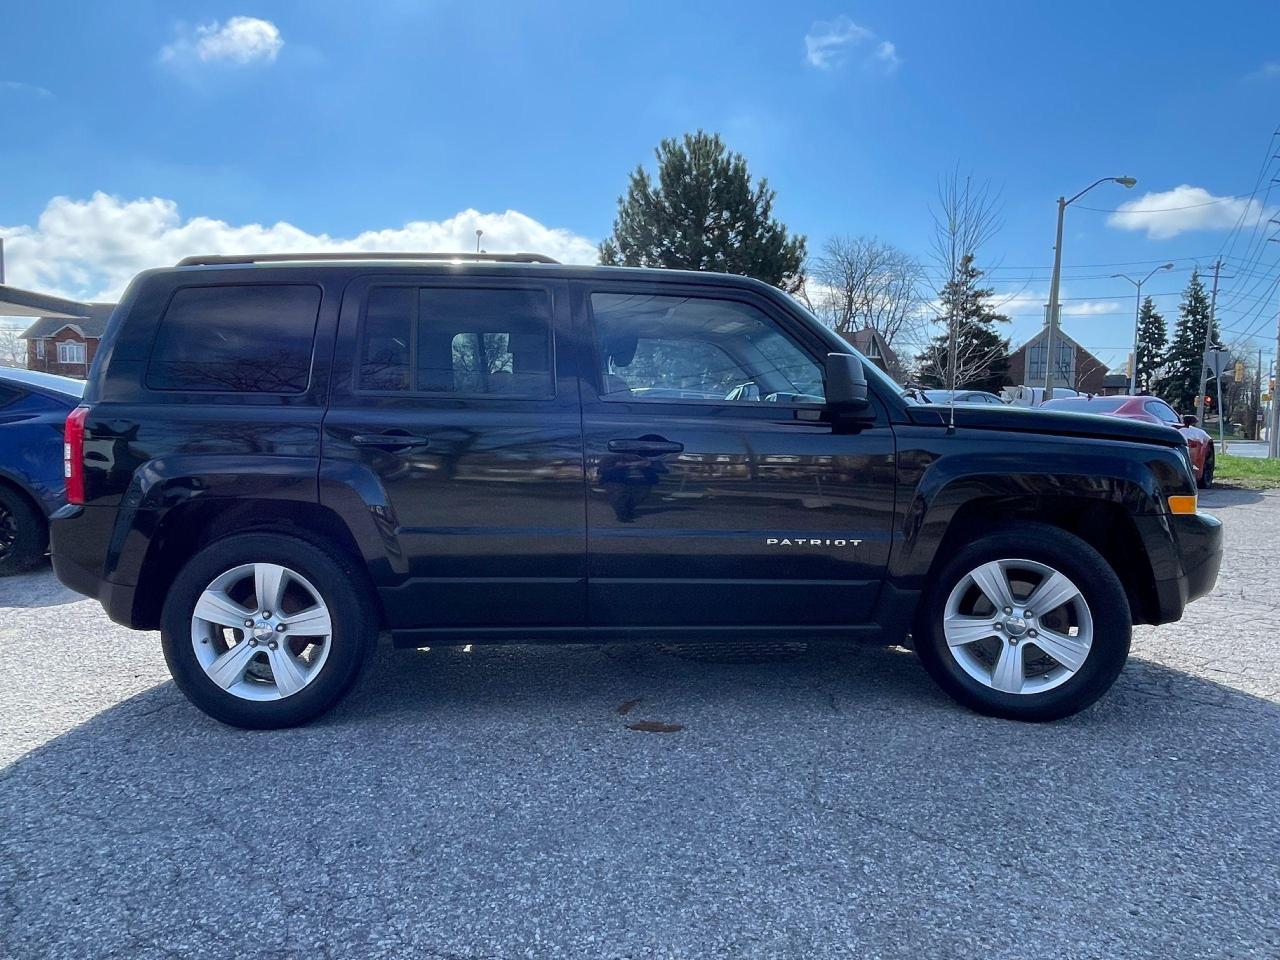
35, 339, 46, 359
57, 340, 87, 365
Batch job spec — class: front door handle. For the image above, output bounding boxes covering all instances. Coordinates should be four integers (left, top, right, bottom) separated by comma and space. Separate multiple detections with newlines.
607, 438, 684, 456
352, 433, 431, 449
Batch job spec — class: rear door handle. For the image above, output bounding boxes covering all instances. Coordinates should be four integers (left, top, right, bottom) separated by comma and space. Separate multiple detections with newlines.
352, 433, 431, 449
607, 438, 684, 455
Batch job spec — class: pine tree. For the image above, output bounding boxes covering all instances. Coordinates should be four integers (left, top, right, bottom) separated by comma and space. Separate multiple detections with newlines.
1157, 271, 1219, 413
915, 254, 1011, 393
599, 131, 807, 292
1133, 296, 1167, 393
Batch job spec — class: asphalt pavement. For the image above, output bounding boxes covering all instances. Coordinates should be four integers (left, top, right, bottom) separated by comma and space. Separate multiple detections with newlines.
2, 487, 1278, 959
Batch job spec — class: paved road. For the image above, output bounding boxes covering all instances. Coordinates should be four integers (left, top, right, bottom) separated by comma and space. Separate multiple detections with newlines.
2, 489, 1278, 959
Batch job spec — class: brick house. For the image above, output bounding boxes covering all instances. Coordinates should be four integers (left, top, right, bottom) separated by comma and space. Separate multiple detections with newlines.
1004, 327, 1108, 395
20, 304, 114, 379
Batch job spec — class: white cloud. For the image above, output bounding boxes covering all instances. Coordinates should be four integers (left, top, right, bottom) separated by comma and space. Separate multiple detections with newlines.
804, 16, 897, 72
161, 16, 284, 66
1107, 184, 1271, 240
0, 192, 598, 302
0, 80, 54, 98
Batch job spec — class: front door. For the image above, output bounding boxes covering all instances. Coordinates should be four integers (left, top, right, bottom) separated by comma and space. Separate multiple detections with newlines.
322, 275, 585, 630
574, 282, 896, 631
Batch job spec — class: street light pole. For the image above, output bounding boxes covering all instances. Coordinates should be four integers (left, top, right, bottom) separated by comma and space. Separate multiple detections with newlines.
1042, 176, 1137, 401
1113, 262, 1174, 395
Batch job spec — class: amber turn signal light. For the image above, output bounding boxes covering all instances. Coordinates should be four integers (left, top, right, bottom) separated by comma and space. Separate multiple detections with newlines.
1167, 495, 1198, 515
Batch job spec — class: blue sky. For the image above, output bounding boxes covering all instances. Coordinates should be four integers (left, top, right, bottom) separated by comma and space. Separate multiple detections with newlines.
3, 0, 1279, 369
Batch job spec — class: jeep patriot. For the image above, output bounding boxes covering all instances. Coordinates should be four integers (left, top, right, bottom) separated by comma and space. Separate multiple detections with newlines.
51, 252, 1223, 728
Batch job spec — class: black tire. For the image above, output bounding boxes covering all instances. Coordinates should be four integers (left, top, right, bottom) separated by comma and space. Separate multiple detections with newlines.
0, 486, 47, 575
1198, 446, 1214, 489
914, 523, 1131, 722
161, 533, 376, 729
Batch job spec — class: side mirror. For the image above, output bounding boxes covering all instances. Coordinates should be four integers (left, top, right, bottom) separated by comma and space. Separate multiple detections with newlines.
824, 352, 871, 416
1182, 414, 1198, 427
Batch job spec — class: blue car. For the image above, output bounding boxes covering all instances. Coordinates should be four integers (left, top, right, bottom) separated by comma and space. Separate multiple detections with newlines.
0, 367, 84, 573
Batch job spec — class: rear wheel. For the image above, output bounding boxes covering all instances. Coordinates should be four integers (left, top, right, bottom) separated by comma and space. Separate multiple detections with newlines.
161, 533, 376, 728
1198, 445, 1215, 489
914, 524, 1131, 721
0, 486, 47, 576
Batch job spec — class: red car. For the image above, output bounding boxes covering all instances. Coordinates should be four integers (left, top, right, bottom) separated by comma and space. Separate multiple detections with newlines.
1042, 395, 1215, 488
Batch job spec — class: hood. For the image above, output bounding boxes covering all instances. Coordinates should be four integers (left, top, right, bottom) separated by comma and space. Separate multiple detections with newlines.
905, 402, 1187, 448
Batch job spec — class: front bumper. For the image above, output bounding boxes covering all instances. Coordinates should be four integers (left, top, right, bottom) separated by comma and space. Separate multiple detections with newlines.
1150, 511, 1223, 624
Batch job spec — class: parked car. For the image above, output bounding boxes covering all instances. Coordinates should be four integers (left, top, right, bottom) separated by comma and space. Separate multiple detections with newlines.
1041, 395, 1215, 488
1002, 385, 1082, 406
0, 367, 84, 573
52, 252, 1222, 728
922, 389, 1006, 405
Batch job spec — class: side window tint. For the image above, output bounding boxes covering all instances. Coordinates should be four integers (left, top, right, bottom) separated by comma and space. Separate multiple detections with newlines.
358, 287, 413, 391
590, 293, 824, 404
1146, 400, 1181, 425
357, 286, 554, 398
0, 385, 21, 409
147, 284, 321, 393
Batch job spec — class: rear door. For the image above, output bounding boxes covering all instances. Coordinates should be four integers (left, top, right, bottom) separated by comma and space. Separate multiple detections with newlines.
573, 280, 896, 630
321, 274, 585, 630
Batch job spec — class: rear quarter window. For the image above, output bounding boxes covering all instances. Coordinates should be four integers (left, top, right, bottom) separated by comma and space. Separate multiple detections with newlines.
146, 284, 322, 393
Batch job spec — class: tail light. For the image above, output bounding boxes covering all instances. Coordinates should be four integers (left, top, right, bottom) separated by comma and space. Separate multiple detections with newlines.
64, 405, 89, 506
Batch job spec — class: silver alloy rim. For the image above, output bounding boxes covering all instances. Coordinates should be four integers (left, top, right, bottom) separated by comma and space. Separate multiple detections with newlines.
942, 558, 1093, 696
190, 562, 333, 701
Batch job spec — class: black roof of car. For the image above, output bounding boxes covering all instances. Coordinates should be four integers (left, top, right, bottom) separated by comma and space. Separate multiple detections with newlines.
155, 252, 784, 292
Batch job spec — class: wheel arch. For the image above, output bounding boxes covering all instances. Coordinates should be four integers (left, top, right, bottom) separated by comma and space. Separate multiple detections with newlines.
919, 495, 1160, 627
131, 498, 385, 631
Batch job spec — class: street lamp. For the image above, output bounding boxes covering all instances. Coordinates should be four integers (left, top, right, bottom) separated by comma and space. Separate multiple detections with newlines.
475, 228, 484, 253
1113, 262, 1173, 395
1042, 176, 1138, 400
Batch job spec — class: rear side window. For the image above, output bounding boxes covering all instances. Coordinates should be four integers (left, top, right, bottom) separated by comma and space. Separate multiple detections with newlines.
357, 286, 554, 398
147, 284, 322, 393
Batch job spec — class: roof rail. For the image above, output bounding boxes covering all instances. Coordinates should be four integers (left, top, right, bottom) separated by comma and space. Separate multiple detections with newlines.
175, 251, 561, 267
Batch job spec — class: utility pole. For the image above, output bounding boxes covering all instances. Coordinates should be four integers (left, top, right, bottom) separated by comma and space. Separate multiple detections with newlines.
1197, 259, 1222, 423
1271, 308, 1280, 458
1041, 176, 1137, 402
1257, 348, 1264, 441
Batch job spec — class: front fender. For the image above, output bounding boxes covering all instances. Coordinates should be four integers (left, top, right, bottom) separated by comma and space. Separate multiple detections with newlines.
889, 440, 1173, 584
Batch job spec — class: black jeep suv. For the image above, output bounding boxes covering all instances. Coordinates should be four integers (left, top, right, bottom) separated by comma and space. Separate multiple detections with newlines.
51, 252, 1222, 728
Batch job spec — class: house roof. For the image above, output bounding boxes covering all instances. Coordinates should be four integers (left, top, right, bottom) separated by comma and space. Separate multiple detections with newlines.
20, 303, 116, 340
842, 326, 899, 367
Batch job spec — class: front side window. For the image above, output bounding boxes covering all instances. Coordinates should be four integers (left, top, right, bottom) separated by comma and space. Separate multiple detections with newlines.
590, 293, 824, 404
57, 341, 86, 364
147, 284, 322, 393
357, 286, 554, 398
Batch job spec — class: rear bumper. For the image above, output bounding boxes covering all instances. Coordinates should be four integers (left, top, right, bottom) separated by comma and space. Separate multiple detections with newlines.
50, 504, 141, 627
1150, 511, 1223, 625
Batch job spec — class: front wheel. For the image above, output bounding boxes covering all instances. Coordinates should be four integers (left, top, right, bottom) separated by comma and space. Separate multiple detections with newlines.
1198, 446, 1215, 489
161, 533, 376, 728
914, 524, 1131, 721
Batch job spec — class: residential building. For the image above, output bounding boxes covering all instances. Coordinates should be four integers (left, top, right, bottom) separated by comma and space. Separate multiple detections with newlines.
20, 304, 115, 379
841, 326, 901, 378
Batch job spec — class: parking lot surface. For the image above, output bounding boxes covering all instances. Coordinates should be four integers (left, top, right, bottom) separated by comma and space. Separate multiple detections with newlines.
2, 488, 1278, 959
